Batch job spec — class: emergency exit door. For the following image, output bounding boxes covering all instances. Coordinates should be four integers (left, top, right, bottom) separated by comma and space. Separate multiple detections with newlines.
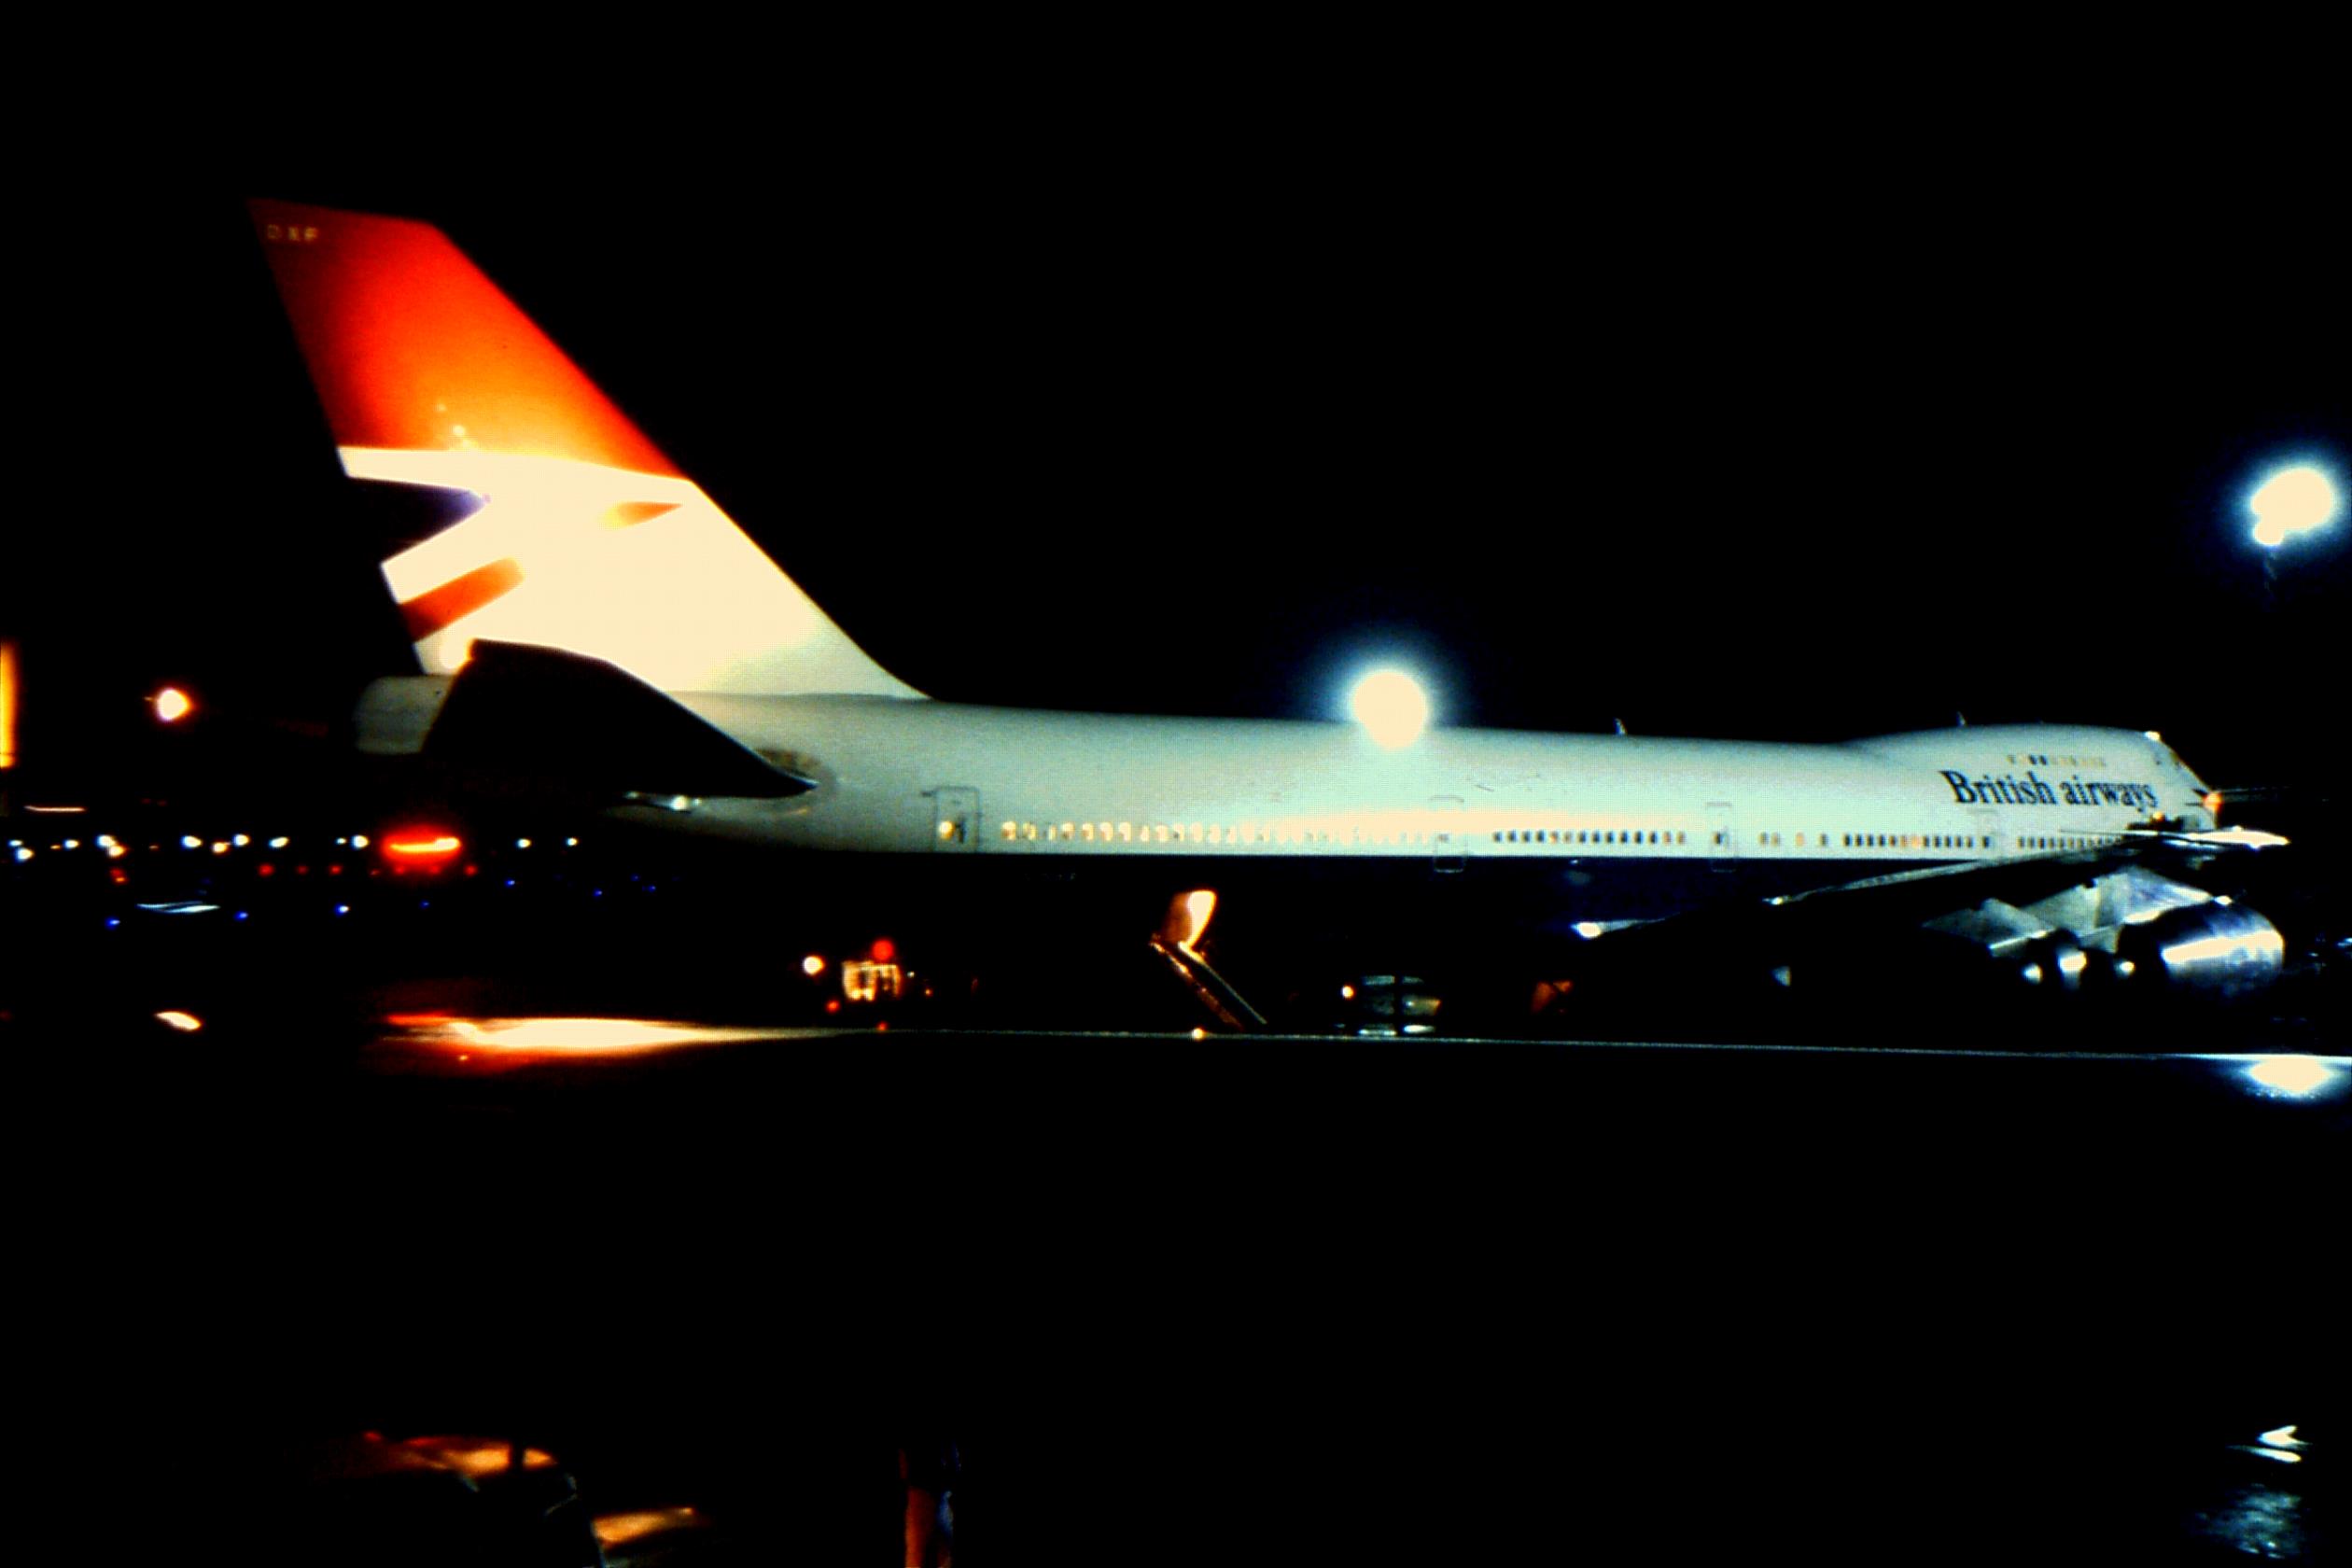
928, 787, 981, 851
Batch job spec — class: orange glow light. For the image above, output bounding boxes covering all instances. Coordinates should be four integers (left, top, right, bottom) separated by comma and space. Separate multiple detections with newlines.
384, 833, 463, 860
1164, 889, 1219, 954
390, 1015, 772, 1055
0, 639, 15, 768
1183, 889, 1217, 945
595, 1508, 700, 1548
398, 1436, 556, 1477
2204, 791, 2224, 819
153, 686, 192, 723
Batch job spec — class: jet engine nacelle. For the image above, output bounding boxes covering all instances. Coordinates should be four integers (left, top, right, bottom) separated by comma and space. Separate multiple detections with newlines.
2108, 903, 2286, 1000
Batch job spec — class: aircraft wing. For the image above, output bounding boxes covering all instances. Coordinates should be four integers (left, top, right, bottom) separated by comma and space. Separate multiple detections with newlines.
1762, 826, 2289, 916
1562, 828, 2292, 1012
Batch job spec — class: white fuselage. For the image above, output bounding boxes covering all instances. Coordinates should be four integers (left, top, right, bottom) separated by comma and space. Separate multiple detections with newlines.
653, 703, 2214, 876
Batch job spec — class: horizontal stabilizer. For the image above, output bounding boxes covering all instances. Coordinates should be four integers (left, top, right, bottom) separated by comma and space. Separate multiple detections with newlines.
427, 641, 809, 799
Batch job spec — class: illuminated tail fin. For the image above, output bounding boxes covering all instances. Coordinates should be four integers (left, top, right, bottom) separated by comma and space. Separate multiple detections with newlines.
249, 199, 923, 699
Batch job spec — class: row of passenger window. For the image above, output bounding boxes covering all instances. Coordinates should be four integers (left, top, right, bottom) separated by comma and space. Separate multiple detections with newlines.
981, 819, 2099, 853
2021, 833, 2117, 850
1715, 832, 1987, 851
996, 820, 1374, 846
1492, 829, 1686, 847
1838, 833, 1981, 850
1497, 829, 1992, 852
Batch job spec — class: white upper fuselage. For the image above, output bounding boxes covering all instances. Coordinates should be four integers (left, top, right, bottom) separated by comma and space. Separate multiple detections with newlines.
654, 703, 2215, 867
254, 203, 2221, 903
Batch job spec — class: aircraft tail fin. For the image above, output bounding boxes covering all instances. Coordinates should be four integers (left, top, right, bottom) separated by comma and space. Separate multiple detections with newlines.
249, 199, 923, 699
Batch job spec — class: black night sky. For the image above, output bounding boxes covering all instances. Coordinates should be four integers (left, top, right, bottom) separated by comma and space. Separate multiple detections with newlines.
7, 118, 2346, 1559
13, 144, 2346, 793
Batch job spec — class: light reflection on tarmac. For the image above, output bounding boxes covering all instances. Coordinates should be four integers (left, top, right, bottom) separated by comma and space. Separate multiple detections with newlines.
353, 1005, 2352, 1112
382, 1013, 795, 1057
8, 817, 2345, 1560
12, 995, 2345, 1561
13, 1011, 2332, 1561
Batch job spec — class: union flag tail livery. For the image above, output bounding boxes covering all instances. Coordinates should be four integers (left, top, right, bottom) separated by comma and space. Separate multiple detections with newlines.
249, 199, 923, 700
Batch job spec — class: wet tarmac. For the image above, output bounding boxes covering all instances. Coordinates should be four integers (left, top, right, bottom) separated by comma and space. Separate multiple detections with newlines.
7, 815, 2345, 1561
12, 987, 2342, 1562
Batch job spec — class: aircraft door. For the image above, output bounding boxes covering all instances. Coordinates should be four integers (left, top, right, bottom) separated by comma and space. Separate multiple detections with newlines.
928, 787, 981, 852
1707, 801, 1736, 873
1970, 805, 2000, 856
1430, 795, 1465, 874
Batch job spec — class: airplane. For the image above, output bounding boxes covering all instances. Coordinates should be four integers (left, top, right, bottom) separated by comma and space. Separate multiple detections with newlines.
246, 197, 2291, 1029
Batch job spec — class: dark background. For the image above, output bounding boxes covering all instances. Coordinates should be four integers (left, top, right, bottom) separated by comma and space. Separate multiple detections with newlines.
10, 136, 2345, 795
8, 125, 2345, 1560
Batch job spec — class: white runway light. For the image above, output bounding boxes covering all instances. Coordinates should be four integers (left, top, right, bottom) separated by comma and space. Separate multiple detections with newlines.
2248, 463, 2340, 548
2243, 1056, 2343, 1099
1349, 669, 1431, 749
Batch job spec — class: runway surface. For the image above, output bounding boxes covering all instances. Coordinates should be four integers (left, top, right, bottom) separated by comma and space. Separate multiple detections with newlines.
13, 987, 2342, 1561
7, 812, 2345, 1561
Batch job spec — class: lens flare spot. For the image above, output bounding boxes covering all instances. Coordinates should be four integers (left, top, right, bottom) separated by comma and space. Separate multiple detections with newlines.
1349, 668, 1432, 749
2248, 462, 2340, 547
2244, 1056, 2343, 1098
